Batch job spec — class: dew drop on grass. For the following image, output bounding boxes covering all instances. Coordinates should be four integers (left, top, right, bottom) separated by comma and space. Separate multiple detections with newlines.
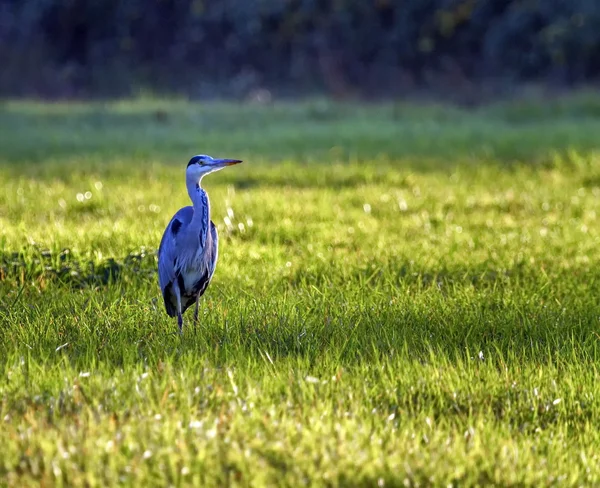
363, 203, 371, 213
84, 191, 92, 199
76, 193, 85, 202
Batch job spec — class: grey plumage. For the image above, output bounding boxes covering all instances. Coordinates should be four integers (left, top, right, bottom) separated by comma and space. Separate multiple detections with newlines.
158, 154, 242, 333
158, 205, 217, 317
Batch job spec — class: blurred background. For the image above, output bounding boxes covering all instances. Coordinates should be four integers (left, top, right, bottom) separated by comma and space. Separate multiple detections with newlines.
1, 0, 599, 101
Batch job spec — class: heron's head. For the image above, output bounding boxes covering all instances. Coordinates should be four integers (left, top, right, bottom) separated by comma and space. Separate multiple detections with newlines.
186, 154, 242, 180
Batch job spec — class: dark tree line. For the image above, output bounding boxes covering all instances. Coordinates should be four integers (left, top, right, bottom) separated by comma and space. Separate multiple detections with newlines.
1, 0, 599, 98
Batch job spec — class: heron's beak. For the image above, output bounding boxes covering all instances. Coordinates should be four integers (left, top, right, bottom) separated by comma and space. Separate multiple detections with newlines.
211, 158, 243, 167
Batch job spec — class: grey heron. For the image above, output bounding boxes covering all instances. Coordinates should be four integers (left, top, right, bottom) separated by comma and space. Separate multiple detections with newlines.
158, 154, 242, 333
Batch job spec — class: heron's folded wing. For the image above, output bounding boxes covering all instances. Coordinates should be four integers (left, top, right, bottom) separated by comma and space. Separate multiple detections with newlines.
158, 206, 194, 292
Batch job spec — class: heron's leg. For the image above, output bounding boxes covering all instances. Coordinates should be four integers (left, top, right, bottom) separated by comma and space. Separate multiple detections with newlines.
193, 294, 201, 326
177, 312, 183, 334
175, 285, 183, 335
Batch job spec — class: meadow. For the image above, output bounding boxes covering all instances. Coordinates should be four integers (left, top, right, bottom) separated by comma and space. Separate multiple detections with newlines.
1, 93, 600, 486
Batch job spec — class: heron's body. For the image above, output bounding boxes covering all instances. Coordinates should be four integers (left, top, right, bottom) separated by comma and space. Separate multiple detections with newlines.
158, 202, 218, 317
157, 155, 242, 333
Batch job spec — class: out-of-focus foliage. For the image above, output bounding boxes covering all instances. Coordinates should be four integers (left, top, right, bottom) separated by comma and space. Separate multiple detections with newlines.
1, 0, 599, 98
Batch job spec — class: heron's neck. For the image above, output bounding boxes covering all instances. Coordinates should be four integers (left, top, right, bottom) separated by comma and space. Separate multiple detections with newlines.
186, 176, 210, 227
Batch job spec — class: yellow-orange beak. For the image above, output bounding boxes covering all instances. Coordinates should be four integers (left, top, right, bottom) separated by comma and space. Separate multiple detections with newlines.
211, 158, 243, 167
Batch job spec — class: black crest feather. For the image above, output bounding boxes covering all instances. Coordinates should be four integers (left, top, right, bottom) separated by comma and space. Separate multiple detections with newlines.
187, 155, 202, 167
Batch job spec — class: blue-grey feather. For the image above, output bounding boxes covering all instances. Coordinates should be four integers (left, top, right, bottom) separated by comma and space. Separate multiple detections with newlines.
158, 195, 218, 319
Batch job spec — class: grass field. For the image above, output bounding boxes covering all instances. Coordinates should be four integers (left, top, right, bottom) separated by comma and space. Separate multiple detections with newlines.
1, 94, 600, 486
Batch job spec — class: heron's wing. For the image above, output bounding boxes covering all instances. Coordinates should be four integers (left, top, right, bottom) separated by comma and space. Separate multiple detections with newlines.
158, 206, 194, 314
187, 221, 218, 294
198, 221, 219, 293
175, 221, 219, 316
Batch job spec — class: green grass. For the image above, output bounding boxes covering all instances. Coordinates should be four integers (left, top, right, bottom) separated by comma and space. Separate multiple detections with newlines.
1, 94, 600, 486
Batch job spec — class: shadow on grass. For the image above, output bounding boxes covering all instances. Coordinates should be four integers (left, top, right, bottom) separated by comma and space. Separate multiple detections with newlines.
1, 245, 599, 375
0, 246, 156, 288
0, 244, 534, 292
